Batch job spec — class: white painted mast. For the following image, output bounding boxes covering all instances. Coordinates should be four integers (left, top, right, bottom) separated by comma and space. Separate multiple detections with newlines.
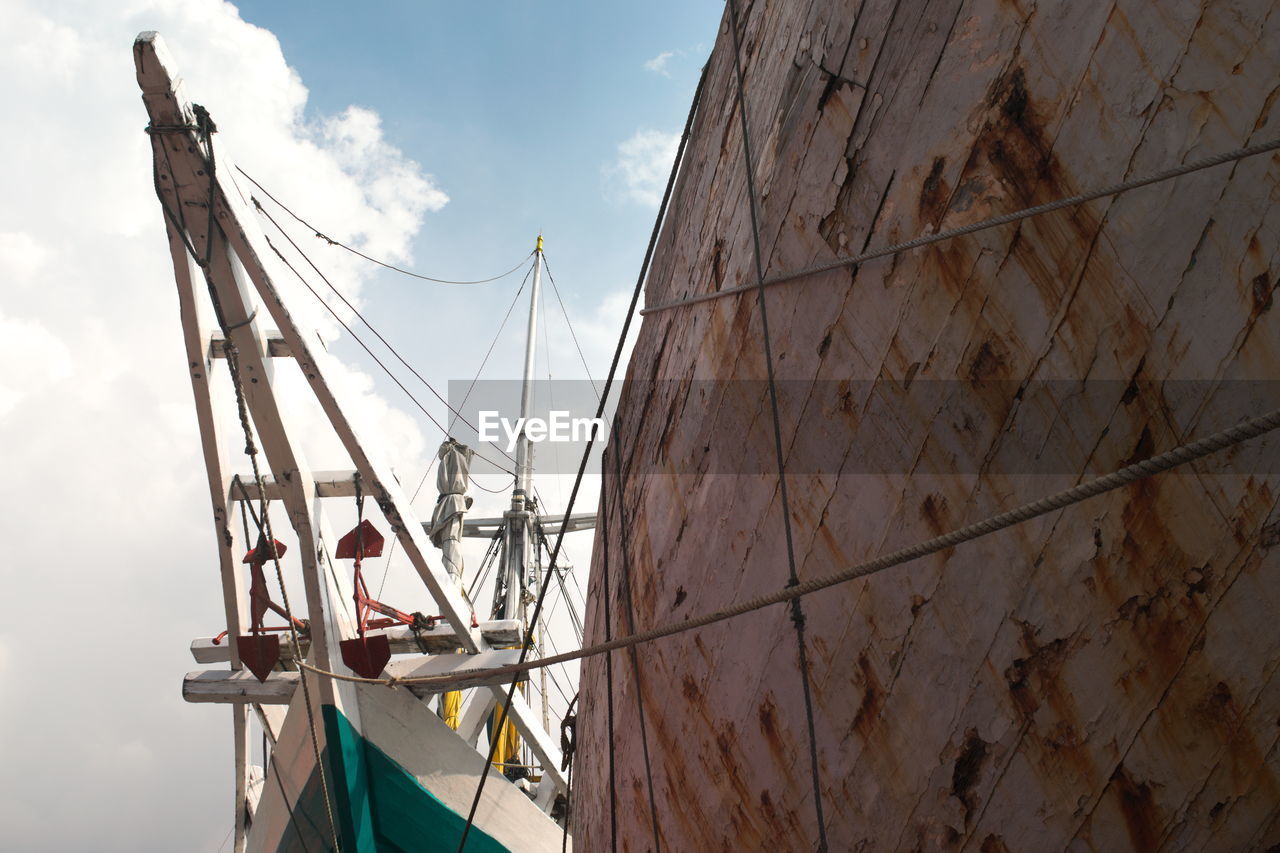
515, 234, 544, 502
496, 236, 543, 623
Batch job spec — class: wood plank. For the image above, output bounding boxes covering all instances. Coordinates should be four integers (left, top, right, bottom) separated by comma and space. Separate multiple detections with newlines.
190, 620, 521, 664
456, 689, 496, 749
184, 670, 299, 705
383, 649, 528, 693
186, 651, 528, 704
457, 512, 597, 538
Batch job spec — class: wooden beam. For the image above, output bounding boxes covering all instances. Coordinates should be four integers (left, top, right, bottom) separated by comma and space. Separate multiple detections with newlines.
186, 651, 528, 705
456, 690, 496, 748
210, 329, 290, 360
190, 620, 522, 664
383, 649, 527, 693
162, 217, 247, 668
184, 670, 299, 705
253, 704, 286, 745
489, 688, 566, 793
227, 469, 404, 501
455, 512, 597, 539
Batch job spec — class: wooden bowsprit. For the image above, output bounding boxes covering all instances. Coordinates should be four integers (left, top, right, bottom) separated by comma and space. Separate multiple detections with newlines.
138, 29, 569, 852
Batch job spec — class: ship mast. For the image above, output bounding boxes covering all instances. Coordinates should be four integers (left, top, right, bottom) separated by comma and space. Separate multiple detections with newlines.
496, 235, 546, 738
495, 236, 542, 621
515, 235, 544, 503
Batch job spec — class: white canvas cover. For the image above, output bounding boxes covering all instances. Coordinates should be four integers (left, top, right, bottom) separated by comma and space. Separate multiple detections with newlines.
428, 439, 474, 584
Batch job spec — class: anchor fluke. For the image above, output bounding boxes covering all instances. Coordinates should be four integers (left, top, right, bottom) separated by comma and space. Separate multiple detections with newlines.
237, 634, 281, 683
340, 634, 391, 679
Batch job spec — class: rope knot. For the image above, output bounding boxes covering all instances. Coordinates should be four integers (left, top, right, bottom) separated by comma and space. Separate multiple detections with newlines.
559, 711, 577, 772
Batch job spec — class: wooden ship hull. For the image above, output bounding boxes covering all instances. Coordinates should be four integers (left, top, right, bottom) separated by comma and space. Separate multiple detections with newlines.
575, 0, 1280, 850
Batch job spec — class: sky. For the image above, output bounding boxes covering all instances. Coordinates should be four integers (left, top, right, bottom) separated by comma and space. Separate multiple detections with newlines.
0, 1, 722, 849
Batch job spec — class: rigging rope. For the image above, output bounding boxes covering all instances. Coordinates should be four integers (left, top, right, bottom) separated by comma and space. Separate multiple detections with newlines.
608, 443, 662, 853
260, 228, 518, 477
639, 135, 1280, 315
377, 256, 537, 596
560, 693, 579, 853
726, 1, 828, 846
540, 254, 601, 399
598, 460, 620, 853
238, 167, 532, 285
295, 405, 1280, 691
452, 57, 712, 853
254, 201, 521, 473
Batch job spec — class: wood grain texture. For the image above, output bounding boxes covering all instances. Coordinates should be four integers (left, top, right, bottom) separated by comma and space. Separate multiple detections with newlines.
575, 0, 1280, 850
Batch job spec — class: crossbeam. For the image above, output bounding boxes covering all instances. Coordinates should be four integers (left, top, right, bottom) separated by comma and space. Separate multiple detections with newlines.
228, 470, 374, 500
454, 512, 597, 539
190, 620, 521, 664
184, 650, 526, 704
209, 329, 290, 359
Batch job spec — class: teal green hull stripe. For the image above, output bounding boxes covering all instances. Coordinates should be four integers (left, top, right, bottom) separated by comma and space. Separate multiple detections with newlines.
320, 705, 510, 853
321, 705, 378, 851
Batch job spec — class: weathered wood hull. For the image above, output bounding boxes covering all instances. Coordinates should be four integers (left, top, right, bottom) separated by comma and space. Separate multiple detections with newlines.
576, 1, 1280, 850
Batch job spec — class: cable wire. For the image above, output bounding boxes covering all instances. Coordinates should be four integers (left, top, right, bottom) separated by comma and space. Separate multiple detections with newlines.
260, 228, 517, 476
639, 135, 1280, 315
238, 167, 532, 285
297, 405, 1280, 691
540, 254, 601, 399
608, 443, 662, 852
254, 200, 520, 472
727, 2, 828, 846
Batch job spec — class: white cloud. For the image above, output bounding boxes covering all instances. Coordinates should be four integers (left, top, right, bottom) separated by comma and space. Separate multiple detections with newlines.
643, 50, 674, 76
0, 2, 445, 849
605, 128, 679, 207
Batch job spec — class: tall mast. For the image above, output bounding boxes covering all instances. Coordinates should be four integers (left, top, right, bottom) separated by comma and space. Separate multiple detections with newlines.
491, 235, 545, 771
514, 235, 544, 503
495, 236, 543, 623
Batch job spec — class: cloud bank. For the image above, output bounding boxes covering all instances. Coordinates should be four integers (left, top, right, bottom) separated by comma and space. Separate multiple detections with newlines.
0, 1, 445, 849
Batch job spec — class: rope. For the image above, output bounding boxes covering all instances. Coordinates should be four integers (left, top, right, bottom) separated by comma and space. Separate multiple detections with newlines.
609, 443, 662, 852
153, 107, 343, 852
236, 484, 316, 851
375, 256, 531, 598
560, 693, 579, 853
238, 167, 532, 285
540, 254, 601, 399
599, 460, 619, 853
453, 57, 711, 853
726, 2, 828, 846
293, 406, 1280, 691
255, 201, 521, 473
259, 228, 518, 477
639, 136, 1280, 315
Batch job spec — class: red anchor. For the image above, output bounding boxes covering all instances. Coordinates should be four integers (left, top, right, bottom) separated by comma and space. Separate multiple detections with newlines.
232, 536, 306, 682
336, 518, 395, 679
